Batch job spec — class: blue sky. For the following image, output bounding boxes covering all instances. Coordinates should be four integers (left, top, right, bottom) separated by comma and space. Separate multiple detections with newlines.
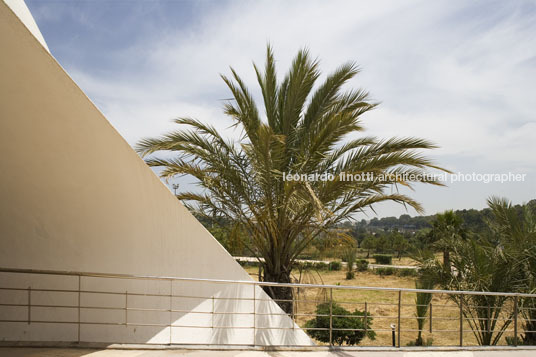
26, 0, 536, 219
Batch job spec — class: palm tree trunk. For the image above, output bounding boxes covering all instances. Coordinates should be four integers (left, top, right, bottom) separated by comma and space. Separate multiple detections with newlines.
443, 250, 450, 270
416, 330, 423, 346
262, 264, 294, 314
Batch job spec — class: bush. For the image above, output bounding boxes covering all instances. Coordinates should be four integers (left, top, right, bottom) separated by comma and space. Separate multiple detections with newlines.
305, 302, 375, 345
296, 261, 313, 270
343, 249, 357, 273
236, 259, 260, 267
314, 262, 329, 270
355, 259, 369, 272
296, 261, 330, 271
397, 268, 418, 277
329, 261, 342, 271
375, 267, 395, 276
407, 337, 433, 346
346, 271, 355, 280
373, 254, 393, 265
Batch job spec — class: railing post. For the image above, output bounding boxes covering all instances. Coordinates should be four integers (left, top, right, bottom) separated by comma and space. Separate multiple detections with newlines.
429, 303, 433, 333
212, 295, 215, 329
253, 284, 256, 347
125, 290, 128, 326
78, 275, 81, 343
364, 302, 368, 336
169, 280, 172, 345
459, 296, 464, 347
397, 290, 401, 347
514, 295, 518, 347
27, 286, 31, 325
329, 287, 333, 347
292, 286, 296, 330
488, 304, 492, 333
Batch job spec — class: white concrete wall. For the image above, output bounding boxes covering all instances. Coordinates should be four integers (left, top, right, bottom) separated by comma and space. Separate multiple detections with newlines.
3, 0, 48, 51
0, 0, 312, 346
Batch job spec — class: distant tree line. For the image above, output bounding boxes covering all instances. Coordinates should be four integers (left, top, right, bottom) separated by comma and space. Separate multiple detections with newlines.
194, 200, 536, 260
350, 201, 536, 235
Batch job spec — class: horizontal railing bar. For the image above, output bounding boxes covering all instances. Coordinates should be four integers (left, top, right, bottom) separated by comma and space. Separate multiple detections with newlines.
172, 294, 253, 301
80, 306, 125, 311
293, 313, 329, 317
11, 304, 77, 309
469, 317, 513, 321
0, 319, 397, 333
2, 267, 535, 298
252, 312, 291, 316
171, 325, 253, 329
254, 327, 304, 330
0, 320, 119, 325
0, 304, 485, 322
334, 300, 399, 306
293, 299, 327, 304
299, 327, 330, 331
173, 310, 254, 316
3, 317, 501, 336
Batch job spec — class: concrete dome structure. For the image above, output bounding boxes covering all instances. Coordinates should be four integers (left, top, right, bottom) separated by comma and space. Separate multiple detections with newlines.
0, 0, 312, 346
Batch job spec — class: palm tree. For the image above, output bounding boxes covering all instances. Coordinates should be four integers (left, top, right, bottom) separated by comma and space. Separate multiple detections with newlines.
486, 197, 536, 344
420, 198, 531, 345
447, 237, 521, 345
429, 210, 464, 270
136, 46, 445, 313
414, 277, 434, 346
412, 249, 435, 346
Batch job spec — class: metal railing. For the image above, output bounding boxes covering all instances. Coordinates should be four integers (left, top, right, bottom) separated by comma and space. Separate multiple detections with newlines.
1, 266, 536, 347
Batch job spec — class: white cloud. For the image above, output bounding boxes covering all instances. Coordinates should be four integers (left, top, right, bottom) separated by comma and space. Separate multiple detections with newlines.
42, 0, 536, 217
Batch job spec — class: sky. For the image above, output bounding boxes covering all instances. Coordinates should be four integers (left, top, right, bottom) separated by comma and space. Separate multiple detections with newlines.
26, 0, 536, 219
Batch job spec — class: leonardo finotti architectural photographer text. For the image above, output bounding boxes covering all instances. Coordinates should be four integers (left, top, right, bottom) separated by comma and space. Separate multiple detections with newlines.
282, 172, 527, 184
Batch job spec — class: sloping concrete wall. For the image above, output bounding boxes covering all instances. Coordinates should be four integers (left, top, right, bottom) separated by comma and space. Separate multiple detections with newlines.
3, 0, 48, 51
0, 0, 312, 346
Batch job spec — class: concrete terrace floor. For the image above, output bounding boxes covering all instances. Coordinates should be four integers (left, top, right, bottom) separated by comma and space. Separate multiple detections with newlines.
2, 348, 536, 357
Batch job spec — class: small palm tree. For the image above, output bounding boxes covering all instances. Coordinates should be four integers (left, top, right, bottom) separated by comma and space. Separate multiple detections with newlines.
412, 249, 436, 346
415, 278, 434, 346
136, 46, 445, 313
429, 210, 464, 270
447, 237, 522, 345
487, 197, 536, 344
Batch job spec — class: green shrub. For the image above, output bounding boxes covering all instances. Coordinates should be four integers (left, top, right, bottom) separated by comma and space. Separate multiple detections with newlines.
346, 271, 355, 280
296, 261, 330, 271
296, 261, 313, 270
355, 259, 369, 272
373, 254, 393, 265
375, 267, 395, 276
505, 336, 531, 346
314, 262, 329, 270
397, 268, 418, 277
343, 249, 357, 273
305, 302, 375, 345
236, 259, 260, 267
329, 261, 342, 271
407, 337, 433, 346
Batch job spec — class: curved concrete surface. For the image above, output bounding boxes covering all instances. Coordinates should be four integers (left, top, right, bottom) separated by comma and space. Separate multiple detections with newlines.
0, 0, 311, 346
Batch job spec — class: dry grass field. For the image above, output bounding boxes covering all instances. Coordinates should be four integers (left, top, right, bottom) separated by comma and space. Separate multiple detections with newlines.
244, 266, 517, 347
